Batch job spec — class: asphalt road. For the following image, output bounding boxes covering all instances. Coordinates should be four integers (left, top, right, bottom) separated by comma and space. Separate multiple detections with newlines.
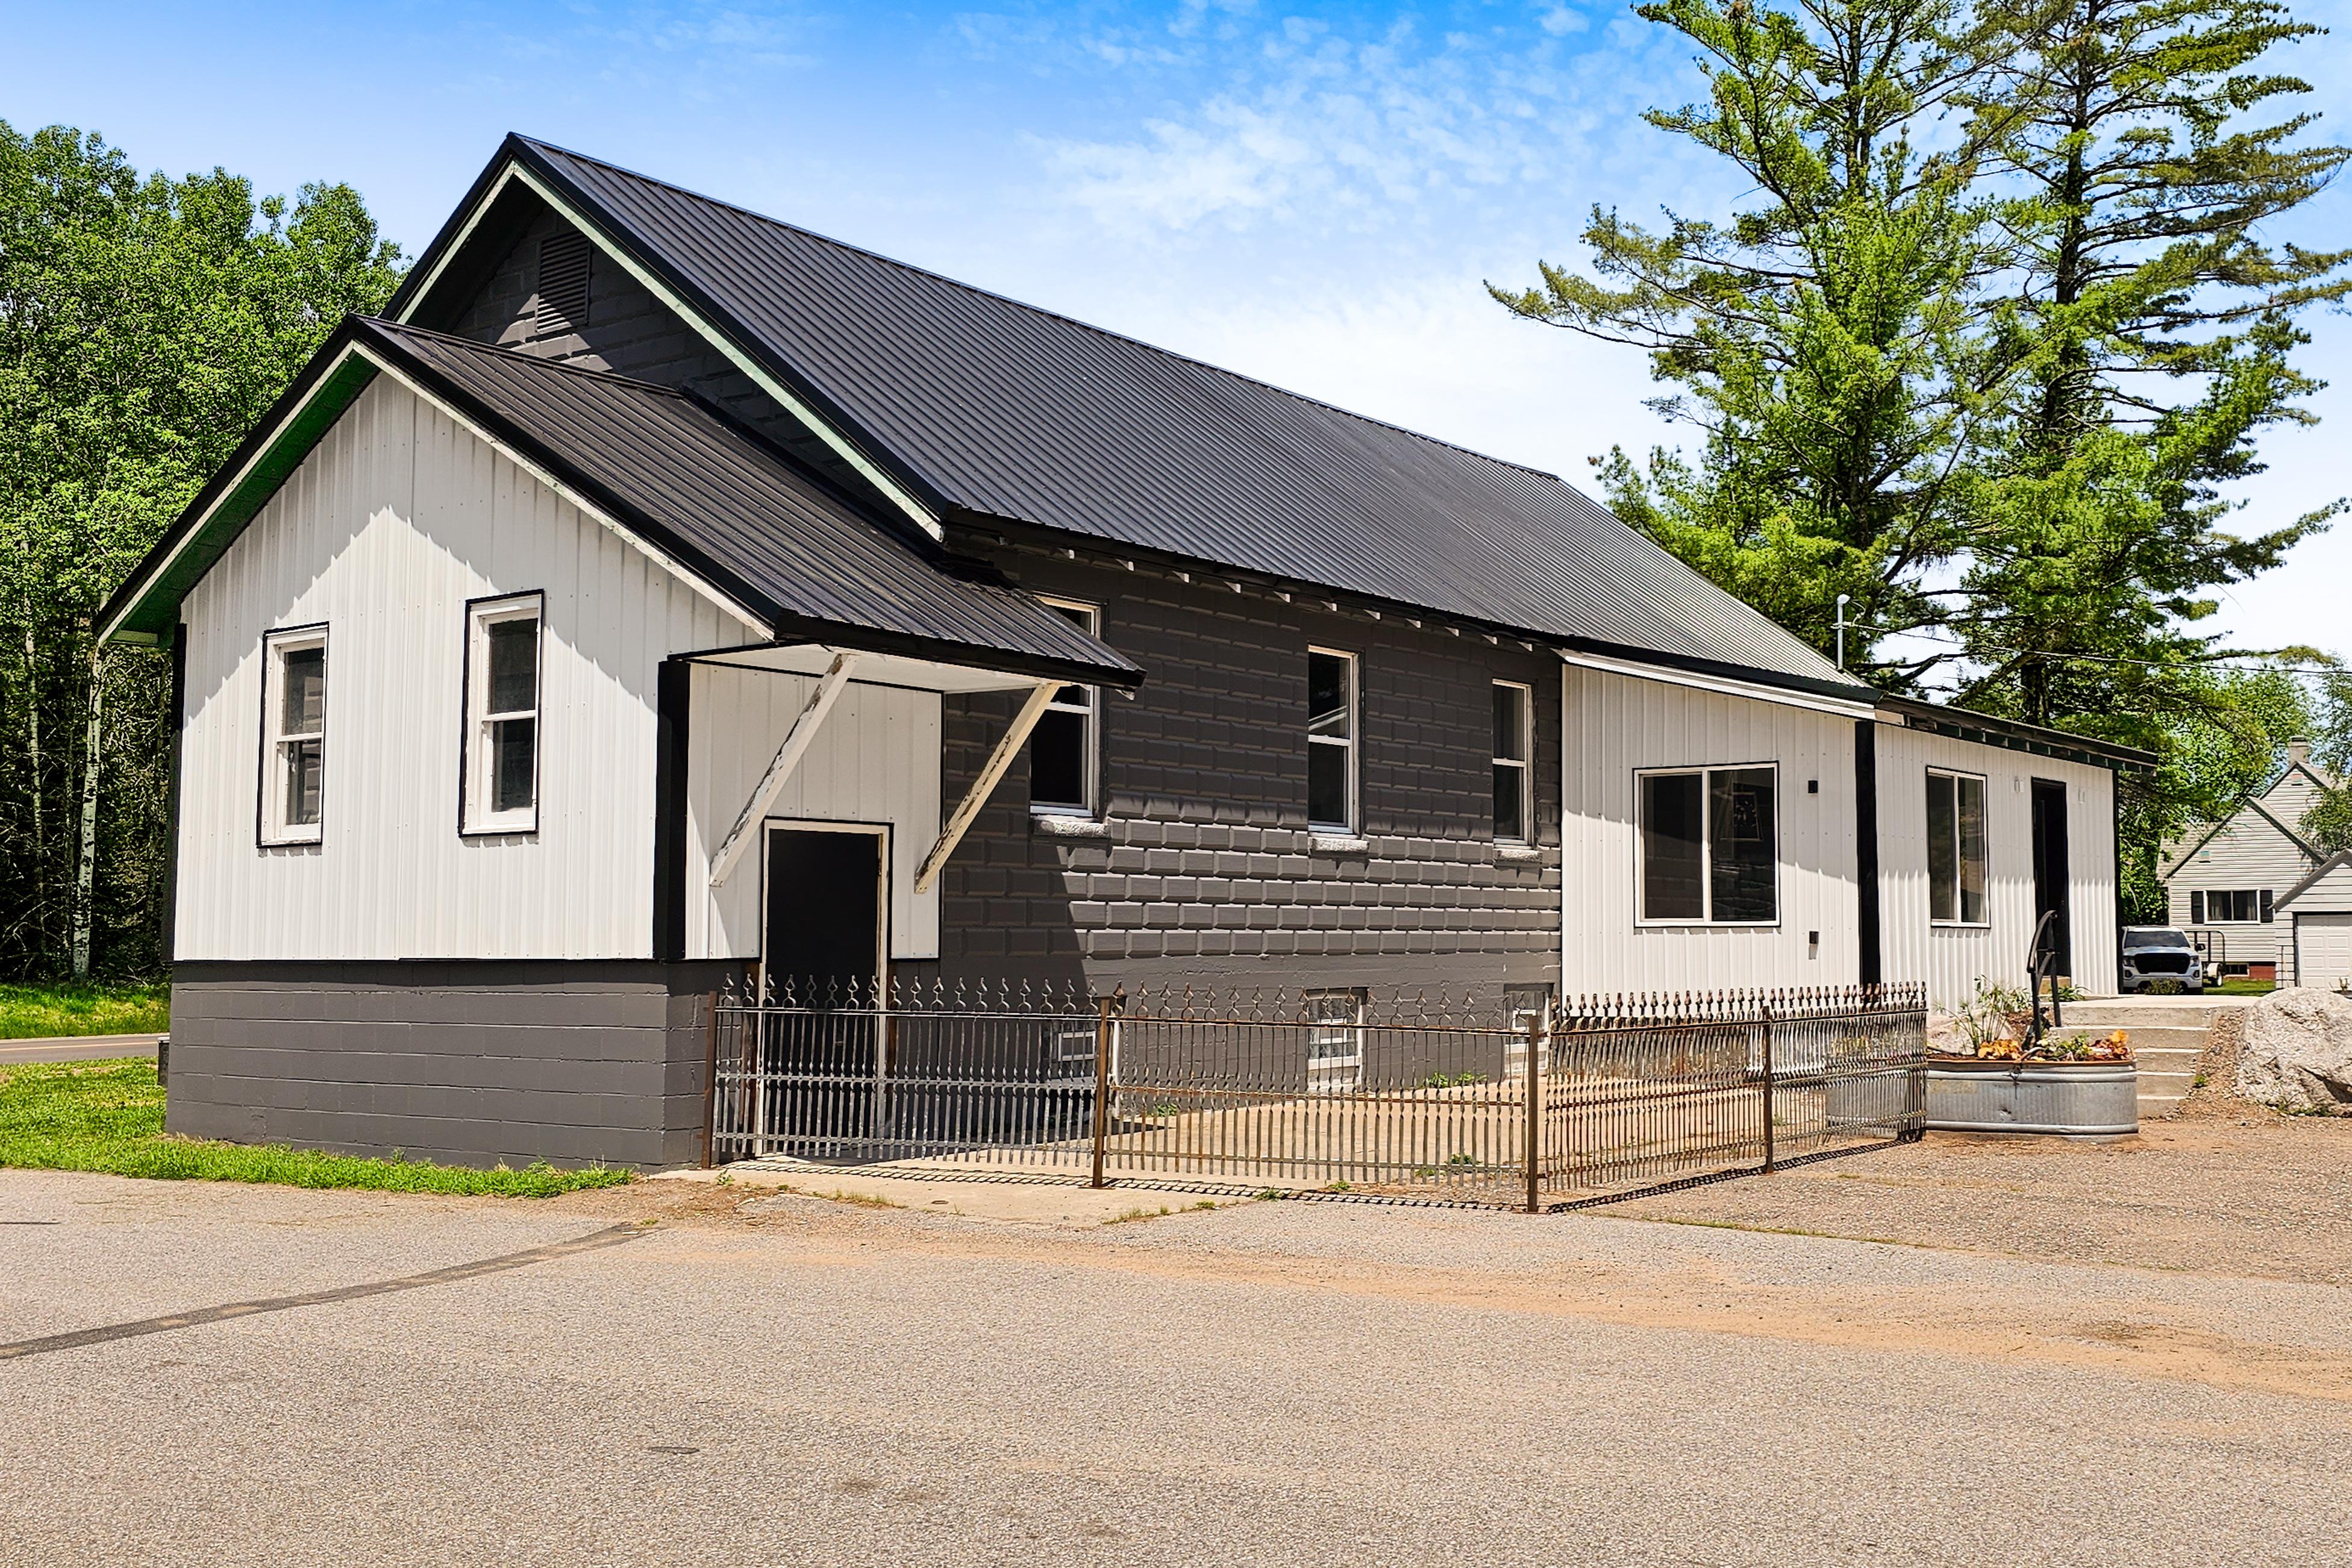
3, 1159, 2348, 1567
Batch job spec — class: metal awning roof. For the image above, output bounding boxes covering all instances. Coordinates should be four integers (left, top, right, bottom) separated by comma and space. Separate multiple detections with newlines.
97, 318, 1143, 694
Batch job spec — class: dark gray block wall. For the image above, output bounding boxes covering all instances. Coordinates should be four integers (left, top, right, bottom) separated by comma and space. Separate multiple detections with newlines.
167, 961, 741, 1169
922, 545, 1563, 1002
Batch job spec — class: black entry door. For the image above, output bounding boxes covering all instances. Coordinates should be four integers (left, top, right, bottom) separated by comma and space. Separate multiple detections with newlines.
761, 828, 884, 1148
763, 828, 883, 1003
2030, 780, 2071, 977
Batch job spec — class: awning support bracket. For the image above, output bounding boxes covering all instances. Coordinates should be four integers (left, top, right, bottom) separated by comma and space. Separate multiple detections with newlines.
914, 679, 1057, 896
708, 649, 859, 887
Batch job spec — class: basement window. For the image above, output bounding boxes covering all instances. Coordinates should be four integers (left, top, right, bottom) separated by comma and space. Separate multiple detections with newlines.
259, 626, 328, 846
462, 593, 543, 834
1027, 599, 1099, 815
1637, 766, 1778, 925
1926, 769, 1989, 926
1304, 989, 1365, 1095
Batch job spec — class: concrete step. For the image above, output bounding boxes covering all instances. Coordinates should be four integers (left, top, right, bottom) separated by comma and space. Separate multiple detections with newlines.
2063, 998, 2252, 1032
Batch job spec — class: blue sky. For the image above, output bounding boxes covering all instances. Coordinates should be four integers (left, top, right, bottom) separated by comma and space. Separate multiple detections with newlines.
7, 0, 2350, 660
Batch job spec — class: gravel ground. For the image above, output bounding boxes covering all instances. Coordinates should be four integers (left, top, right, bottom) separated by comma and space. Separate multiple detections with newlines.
4, 1119, 2350, 1568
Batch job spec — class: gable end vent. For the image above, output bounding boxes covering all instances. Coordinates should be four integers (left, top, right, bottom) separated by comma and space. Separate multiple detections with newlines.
536, 231, 593, 334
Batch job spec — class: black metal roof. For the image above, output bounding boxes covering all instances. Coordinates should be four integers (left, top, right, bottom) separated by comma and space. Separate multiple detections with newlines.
393, 136, 1867, 700
99, 317, 1142, 690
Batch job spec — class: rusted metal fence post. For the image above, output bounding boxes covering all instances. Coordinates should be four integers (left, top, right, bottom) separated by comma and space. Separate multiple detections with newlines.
1523, 1003, 1546, 1214
1090, 993, 1115, 1189
700, 990, 721, 1170
1760, 999, 1777, 1175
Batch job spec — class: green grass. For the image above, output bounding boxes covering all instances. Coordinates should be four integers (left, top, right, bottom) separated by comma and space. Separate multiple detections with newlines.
0, 982, 171, 1040
2212, 978, 2277, 996
0, 1058, 632, 1198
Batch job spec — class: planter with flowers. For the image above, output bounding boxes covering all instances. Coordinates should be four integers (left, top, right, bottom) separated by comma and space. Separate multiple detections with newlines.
1925, 982, 2139, 1137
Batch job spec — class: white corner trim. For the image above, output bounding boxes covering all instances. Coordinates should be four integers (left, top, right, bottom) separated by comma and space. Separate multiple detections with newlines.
353, 345, 770, 639
1558, 649, 1877, 719
402, 159, 943, 543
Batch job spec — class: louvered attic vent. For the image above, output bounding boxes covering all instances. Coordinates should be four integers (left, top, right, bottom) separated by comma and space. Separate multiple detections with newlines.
536, 231, 592, 334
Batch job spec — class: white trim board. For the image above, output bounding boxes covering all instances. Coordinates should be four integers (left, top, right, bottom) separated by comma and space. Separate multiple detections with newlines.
1556, 649, 1876, 719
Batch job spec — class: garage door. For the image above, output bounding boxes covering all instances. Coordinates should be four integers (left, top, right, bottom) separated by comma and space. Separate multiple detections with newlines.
2294, 913, 2352, 989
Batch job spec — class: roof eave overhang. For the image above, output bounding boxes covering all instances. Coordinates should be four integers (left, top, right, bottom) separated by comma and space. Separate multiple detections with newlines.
948, 508, 1875, 708
387, 137, 952, 543
1875, 695, 2157, 774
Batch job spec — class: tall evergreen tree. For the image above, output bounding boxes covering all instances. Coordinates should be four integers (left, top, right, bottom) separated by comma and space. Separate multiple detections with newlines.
0, 123, 403, 979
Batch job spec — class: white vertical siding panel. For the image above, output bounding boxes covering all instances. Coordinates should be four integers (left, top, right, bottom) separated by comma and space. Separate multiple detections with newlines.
1874, 725, 2119, 1008
174, 376, 762, 961
1557, 664, 1860, 998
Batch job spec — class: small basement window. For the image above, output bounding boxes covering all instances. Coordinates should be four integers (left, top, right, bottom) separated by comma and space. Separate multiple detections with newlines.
1492, 681, 1531, 843
1637, 766, 1778, 925
463, 593, 543, 834
1308, 649, 1358, 833
259, 626, 328, 846
1304, 989, 1365, 1095
1028, 599, 1099, 815
1925, 769, 1989, 925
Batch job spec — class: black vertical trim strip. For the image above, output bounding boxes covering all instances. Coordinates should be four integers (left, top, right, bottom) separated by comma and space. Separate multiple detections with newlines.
1854, 718, 1881, 987
162, 625, 188, 966
652, 657, 691, 961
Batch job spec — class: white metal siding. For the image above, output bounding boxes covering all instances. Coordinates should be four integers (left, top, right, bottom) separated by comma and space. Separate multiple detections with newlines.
1557, 664, 1861, 995
1874, 725, 2118, 1006
175, 376, 759, 960
684, 663, 943, 961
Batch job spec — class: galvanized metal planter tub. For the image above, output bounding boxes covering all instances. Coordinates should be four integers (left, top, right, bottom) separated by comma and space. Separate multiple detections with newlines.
1924, 1060, 2138, 1137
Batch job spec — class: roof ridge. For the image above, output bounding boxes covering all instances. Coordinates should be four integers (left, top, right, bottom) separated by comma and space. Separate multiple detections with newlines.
361, 315, 696, 399
514, 135, 1566, 484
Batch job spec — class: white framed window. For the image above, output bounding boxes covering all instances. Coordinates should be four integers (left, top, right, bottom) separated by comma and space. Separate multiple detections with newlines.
1028, 598, 1099, 816
1636, 764, 1778, 925
1304, 989, 1365, 1094
1492, 681, 1532, 843
1307, 648, 1358, 833
2192, 889, 2269, 925
461, 592, 543, 835
258, 625, 328, 846
1925, 769, 1989, 925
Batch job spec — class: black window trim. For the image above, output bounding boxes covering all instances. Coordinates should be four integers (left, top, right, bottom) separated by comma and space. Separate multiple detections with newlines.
255, 620, 331, 851
1925, 765, 1992, 929
457, 588, 546, 839
1633, 760, 1782, 928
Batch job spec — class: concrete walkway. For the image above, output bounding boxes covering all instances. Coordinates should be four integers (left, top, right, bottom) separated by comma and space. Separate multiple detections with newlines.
0, 1034, 161, 1065
2063, 995, 2252, 1117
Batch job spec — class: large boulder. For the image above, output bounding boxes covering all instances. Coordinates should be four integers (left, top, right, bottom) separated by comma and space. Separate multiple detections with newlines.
2237, 989, 2352, 1114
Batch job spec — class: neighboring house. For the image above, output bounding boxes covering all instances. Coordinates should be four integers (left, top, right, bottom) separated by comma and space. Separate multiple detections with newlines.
2161, 742, 2334, 979
96, 136, 2151, 1168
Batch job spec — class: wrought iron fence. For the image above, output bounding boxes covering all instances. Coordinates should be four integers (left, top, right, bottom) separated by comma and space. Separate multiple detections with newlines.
706, 978, 1927, 1209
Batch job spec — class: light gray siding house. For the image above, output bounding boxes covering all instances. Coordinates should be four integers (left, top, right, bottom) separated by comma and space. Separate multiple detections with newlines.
97, 135, 2150, 1168
2162, 743, 2334, 978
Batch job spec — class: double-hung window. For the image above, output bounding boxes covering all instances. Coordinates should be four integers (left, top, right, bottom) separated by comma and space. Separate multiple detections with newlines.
1925, 769, 1989, 925
1028, 598, 1099, 815
1307, 649, 1358, 834
1492, 681, 1531, 843
463, 593, 543, 834
1304, 989, 1365, 1094
259, 626, 328, 845
1637, 765, 1778, 924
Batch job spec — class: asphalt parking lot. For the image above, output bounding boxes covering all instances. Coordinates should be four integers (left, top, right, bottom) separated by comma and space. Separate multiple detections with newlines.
4, 1118, 2350, 1567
